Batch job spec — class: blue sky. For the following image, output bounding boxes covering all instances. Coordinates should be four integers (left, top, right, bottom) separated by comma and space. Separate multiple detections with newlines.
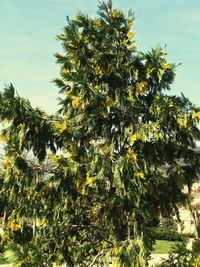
0, 0, 199, 113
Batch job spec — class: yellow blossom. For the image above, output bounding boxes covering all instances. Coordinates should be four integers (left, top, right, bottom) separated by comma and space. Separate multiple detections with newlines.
72, 97, 81, 109
0, 134, 7, 142
114, 246, 122, 255
120, 39, 128, 46
129, 133, 139, 145
62, 69, 70, 75
135, 171, 145, 179
92, 204, 101, 215
192, 111, 200, 120
154, 132, 163, 140
5, 157, 12, 167
86, 171, 96, 188
193, 254, 200, 267
10, 220, 22, 231
162, 62, 170, 70
127, 148, 137, 161
94, 84, 100, 90
135, 81, 148, 96
146, 68, 155, 79
127, 86, 134, 102
95, 19, 102, 28
110, 10, 121, 18
177, 116, 188, 128
127, 31, 134, 40
55, 122, 67, 133
1, 232, 9, 242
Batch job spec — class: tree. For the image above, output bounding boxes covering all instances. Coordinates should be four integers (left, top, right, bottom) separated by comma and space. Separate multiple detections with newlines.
0, 1, 200, 266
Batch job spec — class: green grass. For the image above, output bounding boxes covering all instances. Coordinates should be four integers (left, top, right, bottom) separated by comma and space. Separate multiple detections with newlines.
153, 240, 182, 254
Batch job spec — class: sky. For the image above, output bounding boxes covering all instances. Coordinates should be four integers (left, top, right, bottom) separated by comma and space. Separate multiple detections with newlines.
0, 0, 199, 114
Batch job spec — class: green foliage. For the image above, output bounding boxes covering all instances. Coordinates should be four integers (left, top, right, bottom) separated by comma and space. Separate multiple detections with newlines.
4, 239, 47, 267
0, 1, 200, 266
104, 238, 147, 267
153, 240, 183, 254
0, 84, 58, 161
150, 227, 190, 242
157, 243, 196, 267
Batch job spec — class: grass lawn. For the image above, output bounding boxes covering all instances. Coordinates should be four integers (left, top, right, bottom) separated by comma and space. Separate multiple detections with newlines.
153, 240, 183, 254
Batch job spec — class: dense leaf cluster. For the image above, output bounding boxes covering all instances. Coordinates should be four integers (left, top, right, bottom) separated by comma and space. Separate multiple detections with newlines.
0, 1, 200, 266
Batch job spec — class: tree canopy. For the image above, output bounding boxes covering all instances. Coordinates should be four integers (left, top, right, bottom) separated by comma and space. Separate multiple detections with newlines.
0, 1, 200, 266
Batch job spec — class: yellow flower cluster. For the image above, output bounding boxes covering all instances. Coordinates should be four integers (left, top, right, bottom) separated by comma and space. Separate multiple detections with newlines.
1, 232, 9, 242
0, 134, 8, 142
127, 148, 137, 161
86, 171, 96, 188
154, 132, 163, 141
77, 171, 97, 195
146, 68, 155, 79
154, 95, 160, 100
114, 246, 122, 255
135, 171, 145, 179
92, 204, 101, 216
192, 111, 200, 120
135, 81, 148, 96
94, 84, 100, 91
120, 31, 135, 46
5, 157, 12, 167
127, 31, 134, 40
95, 19, 102, 28
177, 116, 188, 128
129, 132, 140, 145
62, 69, 70, 75
72, 97, 81, 109
9, 220, 22, 231
110, 10, 121, 19
55, 122, 67, 133
120, 39, 128, 46
162, 62, 170, 70
193, 254, 200, 267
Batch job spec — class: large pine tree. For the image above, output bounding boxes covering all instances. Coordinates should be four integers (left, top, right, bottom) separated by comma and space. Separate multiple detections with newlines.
0, 1, 200, 266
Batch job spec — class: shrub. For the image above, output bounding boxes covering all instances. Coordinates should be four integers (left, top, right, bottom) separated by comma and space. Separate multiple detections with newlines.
150, 227, 191, 242
157, 242, 200, 267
